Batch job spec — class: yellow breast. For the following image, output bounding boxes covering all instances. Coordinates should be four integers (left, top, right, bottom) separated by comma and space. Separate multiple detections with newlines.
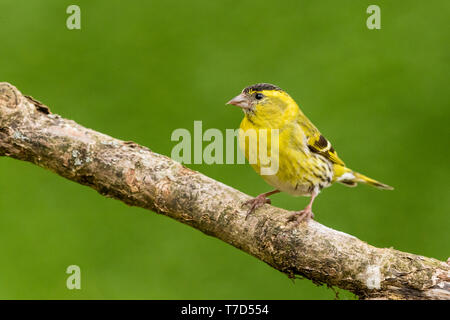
239, 116, 334, 196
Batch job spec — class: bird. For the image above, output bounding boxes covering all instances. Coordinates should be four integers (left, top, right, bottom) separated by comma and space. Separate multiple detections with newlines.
227, 83, 393, 223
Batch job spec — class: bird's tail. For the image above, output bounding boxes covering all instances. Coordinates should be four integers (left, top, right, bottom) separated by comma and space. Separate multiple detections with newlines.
334, 165, 393, 190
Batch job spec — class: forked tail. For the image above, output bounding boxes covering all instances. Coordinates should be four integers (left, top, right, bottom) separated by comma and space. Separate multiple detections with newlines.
334, 165, 393, 190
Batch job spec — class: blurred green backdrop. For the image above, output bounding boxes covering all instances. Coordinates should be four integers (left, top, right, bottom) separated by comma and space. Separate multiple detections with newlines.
0, 0, 448, 299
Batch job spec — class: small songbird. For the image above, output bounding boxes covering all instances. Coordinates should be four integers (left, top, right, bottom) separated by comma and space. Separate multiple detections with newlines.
227, 83, 393, 222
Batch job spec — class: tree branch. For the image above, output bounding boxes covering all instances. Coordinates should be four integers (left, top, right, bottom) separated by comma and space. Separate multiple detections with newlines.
0, 82, 448, 300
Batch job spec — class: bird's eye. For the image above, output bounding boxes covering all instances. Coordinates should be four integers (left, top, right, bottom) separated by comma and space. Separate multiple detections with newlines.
255, 93, 264, 100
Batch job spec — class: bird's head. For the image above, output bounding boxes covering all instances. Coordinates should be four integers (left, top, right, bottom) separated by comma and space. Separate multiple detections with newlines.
227, 83, 299, 127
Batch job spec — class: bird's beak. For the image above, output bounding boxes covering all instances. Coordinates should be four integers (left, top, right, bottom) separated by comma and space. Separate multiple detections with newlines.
226, 93, 250, 109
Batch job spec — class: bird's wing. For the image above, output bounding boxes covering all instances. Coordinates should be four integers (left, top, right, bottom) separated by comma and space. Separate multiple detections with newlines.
297, 119, 346, 166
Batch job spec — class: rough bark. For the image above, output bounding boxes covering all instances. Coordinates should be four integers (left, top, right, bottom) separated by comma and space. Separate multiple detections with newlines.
0, 82, 448, 300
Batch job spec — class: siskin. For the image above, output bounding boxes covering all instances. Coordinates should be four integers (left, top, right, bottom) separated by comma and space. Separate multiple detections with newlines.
227, 83, 393, 222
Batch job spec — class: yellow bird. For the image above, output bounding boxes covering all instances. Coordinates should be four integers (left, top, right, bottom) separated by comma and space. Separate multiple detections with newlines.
227, 83, 393, 222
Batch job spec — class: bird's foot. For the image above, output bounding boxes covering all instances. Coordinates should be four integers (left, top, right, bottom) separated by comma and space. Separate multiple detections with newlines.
242, 194, 271, 219
287, 208, 315, 225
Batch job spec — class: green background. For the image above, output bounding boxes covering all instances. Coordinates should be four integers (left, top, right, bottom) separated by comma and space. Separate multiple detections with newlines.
0, 0, 448, 299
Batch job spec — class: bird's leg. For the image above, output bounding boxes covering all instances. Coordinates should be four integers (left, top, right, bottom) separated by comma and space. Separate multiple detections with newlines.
243, 189, 280, 219
288, 191, 318, 224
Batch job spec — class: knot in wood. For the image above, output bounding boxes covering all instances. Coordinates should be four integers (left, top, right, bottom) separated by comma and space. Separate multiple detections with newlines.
0, 83, 19, 110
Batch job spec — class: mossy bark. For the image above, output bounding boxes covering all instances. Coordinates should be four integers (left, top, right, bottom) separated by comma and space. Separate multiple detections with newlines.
0, 82, 448, 300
